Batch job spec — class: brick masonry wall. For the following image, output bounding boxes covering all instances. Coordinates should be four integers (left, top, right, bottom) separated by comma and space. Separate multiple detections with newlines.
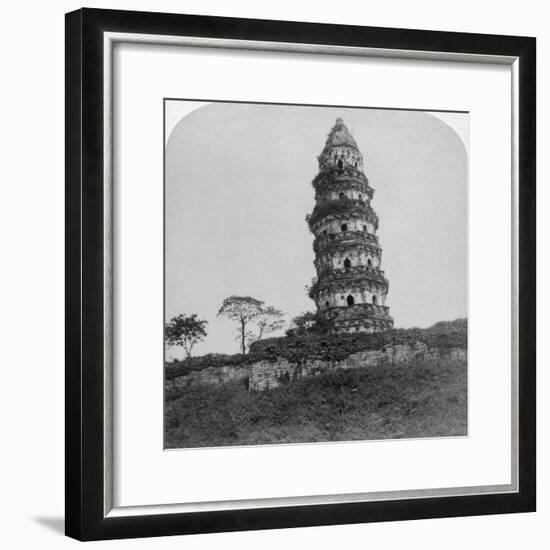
165, 341, 467, 393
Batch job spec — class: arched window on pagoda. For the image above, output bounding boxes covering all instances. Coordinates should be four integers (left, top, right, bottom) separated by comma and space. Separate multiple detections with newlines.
347, 295, 355, 306
372, 295, 378, 305
338, 159, 343, 169
344, 258, 351, 268
341, 223, 347, 232
367, 258, 373, 268
339, 192, 345, 200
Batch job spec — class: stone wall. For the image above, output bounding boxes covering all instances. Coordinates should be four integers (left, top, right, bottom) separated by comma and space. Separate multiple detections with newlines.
248, 341, 466, 391
165, 340, 467, 394
165, 363, 249, 392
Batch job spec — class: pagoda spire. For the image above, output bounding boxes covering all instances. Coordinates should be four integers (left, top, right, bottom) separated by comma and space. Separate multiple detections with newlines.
321, 118, 359, 153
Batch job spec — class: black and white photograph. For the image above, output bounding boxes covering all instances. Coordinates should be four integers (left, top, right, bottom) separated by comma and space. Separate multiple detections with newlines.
164, 100, 468, 449
0, 0, 543, 546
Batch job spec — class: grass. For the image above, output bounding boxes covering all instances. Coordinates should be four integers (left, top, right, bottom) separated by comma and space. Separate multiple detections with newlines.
164, 356, 467, 448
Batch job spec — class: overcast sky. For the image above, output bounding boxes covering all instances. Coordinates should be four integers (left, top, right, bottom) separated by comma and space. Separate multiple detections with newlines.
165, 101, 468, 358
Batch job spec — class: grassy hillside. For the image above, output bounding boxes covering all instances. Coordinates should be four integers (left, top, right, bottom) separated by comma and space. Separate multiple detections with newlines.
165, 355, 467, 449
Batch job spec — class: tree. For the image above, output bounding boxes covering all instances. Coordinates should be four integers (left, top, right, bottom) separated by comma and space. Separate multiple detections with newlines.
314, 312, 335, 334
290, 311, 316, 333
286, 310, 333, 337
246, 306, 285, 349
217, 296, 264, 354
218, 296, 285, 354
165, 314, 208, 361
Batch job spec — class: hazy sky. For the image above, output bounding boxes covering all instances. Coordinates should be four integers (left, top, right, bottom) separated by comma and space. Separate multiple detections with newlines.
165, 102, 468, 358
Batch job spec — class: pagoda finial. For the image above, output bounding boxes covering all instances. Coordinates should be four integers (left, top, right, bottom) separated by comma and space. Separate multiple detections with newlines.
317, 117, 363, 171
322, 117, 358, 152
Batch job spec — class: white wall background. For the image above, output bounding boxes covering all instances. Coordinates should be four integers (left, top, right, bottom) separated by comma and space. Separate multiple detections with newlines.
0, 0, 545, 548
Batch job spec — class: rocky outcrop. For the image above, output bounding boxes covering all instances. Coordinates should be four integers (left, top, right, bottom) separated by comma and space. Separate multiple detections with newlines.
165, 364, 248, 391
248, 342, 465, 391
165, 341, 467, 393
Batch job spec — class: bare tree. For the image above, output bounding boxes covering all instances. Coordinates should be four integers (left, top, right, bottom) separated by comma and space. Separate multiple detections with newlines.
218, 296, 285, 353
218, 296, 264, 354
246, 306, 285, 349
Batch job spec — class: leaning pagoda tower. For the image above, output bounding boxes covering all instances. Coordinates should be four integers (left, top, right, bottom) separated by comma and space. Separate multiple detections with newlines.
306, 118, 393, 333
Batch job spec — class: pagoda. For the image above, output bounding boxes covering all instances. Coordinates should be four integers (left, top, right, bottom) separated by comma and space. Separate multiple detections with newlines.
306, 118, 394, 333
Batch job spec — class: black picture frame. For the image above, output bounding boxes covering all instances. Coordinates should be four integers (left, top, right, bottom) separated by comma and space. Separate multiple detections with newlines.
65, 7, 536, 541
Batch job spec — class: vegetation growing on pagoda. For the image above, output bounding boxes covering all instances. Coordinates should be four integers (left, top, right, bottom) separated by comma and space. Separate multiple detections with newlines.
307, 196, 378, 227
312, 166, 369, 189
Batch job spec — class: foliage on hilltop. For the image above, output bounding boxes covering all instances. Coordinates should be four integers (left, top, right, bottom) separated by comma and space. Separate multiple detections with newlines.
165, 318, 467, 380
250, 318, 467, 363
